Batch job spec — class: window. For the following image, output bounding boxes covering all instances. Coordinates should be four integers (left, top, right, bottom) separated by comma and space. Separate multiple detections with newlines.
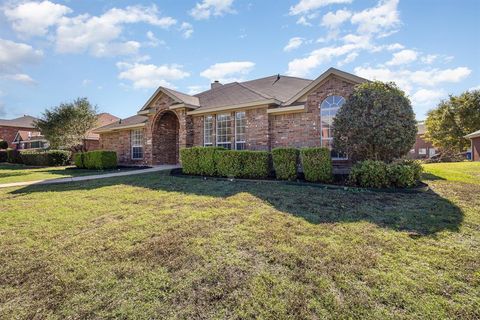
320, 95, 346, 159
30, 141, 42, 149
204, 115, 213, 146
418, 148, 427, 155
131, 129, 144, 159
216, 114, 233, 149
235, 111, 246, 150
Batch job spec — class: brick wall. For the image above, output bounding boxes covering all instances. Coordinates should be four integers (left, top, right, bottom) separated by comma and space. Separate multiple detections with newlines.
100, 130, 147, 165
0, 126, 40, 148
471, 137, 480, 161
409, 134, 435, 159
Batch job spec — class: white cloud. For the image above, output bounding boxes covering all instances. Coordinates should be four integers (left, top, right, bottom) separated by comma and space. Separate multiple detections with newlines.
284, 37, 304, 52
200, 61, 255, 82
321, 9, 351, 28
421, 54, 437, 64
289, 0, 352, 16
55, 5, 176, 57
117, 62, 190, 89
180, 22, 194, 38
190, 0, 235, 20
3, 1, 72, 37
354, 66, 472, 93
187, 85, 208, 94
411, 88, 445, 106
350, 0, 400, 36
2, 73, 36, 84
0, 39, 42, 83
386, 49, 418, 66
385, 43, 404, 51
338, 52, 358, 66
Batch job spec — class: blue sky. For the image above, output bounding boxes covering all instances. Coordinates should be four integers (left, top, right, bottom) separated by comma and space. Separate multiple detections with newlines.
0, 0, 479, 120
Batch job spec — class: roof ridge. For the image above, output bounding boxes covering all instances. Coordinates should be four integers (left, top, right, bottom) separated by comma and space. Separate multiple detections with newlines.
241, 74, 313, 83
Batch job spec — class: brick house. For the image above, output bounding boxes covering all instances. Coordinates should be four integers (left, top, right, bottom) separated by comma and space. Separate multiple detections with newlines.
94, 68, 369, 165
408, 122, 437, 159
465, 129, 480, 161
0, 115, 45, 149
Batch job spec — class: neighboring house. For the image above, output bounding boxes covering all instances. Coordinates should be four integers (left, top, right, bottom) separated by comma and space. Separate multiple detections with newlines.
0, 115, 42, 149
409, 122, 437, 159
12, 130, 48, 150
94, 68, 368, 165
465, 129, 480, 161
83, 113, 120, 151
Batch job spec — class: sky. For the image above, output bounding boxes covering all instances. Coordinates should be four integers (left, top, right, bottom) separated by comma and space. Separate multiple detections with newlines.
0, 0, 479, 120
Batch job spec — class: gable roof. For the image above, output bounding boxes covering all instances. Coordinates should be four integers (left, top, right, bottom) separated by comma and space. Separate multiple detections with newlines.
140, 87, 200, 111
12, 130, 44, 143
0, 115, 38, 129
283, 68, 367, 106
93, 115, 148, 133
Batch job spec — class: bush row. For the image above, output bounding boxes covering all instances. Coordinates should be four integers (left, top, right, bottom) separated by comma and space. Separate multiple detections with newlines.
349, 159, 423, 188
180, 146, 333, 182
75, 150, 118, 170
20, 150, 71, 166
0, 150, 7, 163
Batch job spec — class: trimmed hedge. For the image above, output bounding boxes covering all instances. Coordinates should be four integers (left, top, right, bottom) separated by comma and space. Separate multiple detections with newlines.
75, 150, 118, 169
300, 147, 333, 182
181, 147, 270, 179
216, 150, 270, 179
349, 159, 423, 188
6, 148, 22, 164
0, 140, 8, 149
0, 150, 7, 162
272, 147, 299, 180
20, 150, 71, 166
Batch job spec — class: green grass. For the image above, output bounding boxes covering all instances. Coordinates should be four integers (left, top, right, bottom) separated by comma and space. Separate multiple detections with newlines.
0, 163, 479, 319
0, 163, 134, 184
422, 161, 480, 185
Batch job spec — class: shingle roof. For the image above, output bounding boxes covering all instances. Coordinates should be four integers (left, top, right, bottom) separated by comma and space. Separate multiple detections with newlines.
0, 115, 38, 128
14, 130, 43, 142
240, 75, 312, 103
162, 87, 200, 107
85, 113, 121, 139
93, 115, 147, 132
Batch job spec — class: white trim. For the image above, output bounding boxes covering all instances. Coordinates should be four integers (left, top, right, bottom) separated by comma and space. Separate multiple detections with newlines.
187, 99, 277, 115
93, 123, 145, 134
131, 129, 144, 160
204, 115, 213, 146
319, 95, 348, 160
267, 105, 305, 115
465, 130, 480, 139
234, 111, 246, 150
216, 113, 233, 149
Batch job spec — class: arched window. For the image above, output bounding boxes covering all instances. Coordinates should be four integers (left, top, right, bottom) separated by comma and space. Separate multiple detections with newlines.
320, 95, 347, 159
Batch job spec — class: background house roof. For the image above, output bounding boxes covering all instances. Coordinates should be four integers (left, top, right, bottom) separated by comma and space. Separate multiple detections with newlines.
465, 129, 480, 139
94, 115, 148, 132
417, 122, 426, 135
85, 113, 121, 140
0, 115, 38, 129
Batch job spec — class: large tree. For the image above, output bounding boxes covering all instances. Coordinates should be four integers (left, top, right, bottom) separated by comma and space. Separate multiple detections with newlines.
424, 90, 480, 154
35, 98, 98, 150
333, 81, 417, 162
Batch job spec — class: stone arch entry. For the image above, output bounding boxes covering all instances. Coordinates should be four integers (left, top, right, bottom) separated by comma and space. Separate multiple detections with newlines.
152, 111, 180, 164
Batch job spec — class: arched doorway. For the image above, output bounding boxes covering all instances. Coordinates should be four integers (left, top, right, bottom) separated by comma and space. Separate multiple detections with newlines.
152, 111, 179, 164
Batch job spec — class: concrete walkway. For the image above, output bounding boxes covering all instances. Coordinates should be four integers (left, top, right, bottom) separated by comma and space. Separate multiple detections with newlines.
0, 165, 180, 189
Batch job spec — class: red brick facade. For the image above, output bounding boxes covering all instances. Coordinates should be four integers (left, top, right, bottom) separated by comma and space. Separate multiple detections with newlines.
471, 137, 480, 161
0, 126, 40, 149
99, 73, 361, 165
409, 134, 436, 159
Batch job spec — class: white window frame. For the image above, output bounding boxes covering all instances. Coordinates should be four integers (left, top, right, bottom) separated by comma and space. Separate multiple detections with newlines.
320, 95, 347, 160
204, 115, 214, 146
216, 114, 233, 149
235, 111, 246, 150
418, 148, 427, 155
131, 129, 144, 160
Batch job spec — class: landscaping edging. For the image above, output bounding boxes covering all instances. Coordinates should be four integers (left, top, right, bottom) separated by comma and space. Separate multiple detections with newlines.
169, 170, 430, 194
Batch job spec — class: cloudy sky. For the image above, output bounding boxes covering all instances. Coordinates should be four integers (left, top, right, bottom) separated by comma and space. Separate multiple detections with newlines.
0, 0, 478, 120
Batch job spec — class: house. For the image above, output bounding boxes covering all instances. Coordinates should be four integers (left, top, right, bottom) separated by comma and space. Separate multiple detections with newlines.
0, 113, 119, 151
0, 115, 43, 149
465, 129, 480, 161
83, 113, 120, 151
94, 68, 368, 165
409, 121, 437, 159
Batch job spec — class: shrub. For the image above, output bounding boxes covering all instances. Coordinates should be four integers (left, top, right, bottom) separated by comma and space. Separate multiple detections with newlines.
394, 159, 423, 182
216, 150, 270, 179
0, 150, 7, 162
272, 147, 299, 180
349, 160, 389, 188
20, 150, 71, 166
47, 150, 70, 166
300, 147, 333, 182
74, 152, 85, 169
180, 147, 201, 175
197, 147, 225, 176
387, 163, 417, 188
6, 148, 22, 164
82, 150, 117, 169
0, 140, 8, 149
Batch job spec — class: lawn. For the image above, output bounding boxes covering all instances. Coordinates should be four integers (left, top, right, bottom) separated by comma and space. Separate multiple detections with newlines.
423, 161, 480, 185
0, 163, 136, 184
0, 163, 479, 319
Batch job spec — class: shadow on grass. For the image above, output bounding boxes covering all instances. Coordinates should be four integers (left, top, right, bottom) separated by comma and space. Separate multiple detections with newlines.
422, 172, 447, 181
8, 171, 463, 237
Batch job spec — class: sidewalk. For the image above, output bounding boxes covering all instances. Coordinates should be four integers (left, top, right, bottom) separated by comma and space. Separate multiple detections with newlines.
0, 165, 179, 189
